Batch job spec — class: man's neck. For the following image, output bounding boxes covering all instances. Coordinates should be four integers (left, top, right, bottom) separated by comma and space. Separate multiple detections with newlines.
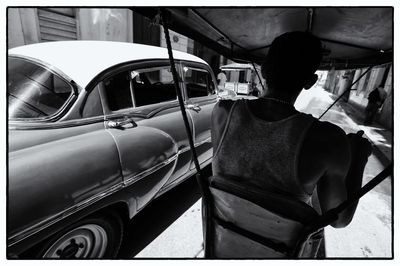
262, 89, 301, 105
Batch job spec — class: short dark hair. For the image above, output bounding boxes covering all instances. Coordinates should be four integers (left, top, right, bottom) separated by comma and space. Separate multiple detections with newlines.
261, 31, 322, 91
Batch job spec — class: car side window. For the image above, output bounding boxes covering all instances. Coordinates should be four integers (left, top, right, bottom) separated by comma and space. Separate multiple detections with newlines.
184, 67, 215, 98
8, 57, 74, 120
103, 65, 177, 111
131, 66, 177, 107
104, 71, 133, 111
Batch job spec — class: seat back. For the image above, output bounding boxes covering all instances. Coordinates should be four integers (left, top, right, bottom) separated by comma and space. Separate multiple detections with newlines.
206, 175, 321, 258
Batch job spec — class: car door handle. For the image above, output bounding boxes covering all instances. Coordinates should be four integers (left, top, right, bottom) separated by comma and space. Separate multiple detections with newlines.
186, 104, 201, 112
107, 118, 137, 129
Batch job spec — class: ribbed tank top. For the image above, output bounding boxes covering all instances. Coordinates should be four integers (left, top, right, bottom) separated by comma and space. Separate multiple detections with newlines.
212, 99, 317, 202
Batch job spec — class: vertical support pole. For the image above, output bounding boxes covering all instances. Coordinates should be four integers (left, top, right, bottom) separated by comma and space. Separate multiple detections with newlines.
160, 9, 212, 258
307, 8, 314, 33
251, 62, 266, 95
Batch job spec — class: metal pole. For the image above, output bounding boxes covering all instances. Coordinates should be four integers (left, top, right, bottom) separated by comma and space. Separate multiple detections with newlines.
318, 65, 373, 120
160, 10, 202, 175
311, 163, 393, 230
160, 9, 212, 258
307, 8, 314, 33
334, 163, 392, 214
251, 62, 266, 93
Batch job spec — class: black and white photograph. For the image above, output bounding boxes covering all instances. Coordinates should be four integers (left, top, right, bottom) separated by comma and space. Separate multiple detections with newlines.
3, 1, 396, 262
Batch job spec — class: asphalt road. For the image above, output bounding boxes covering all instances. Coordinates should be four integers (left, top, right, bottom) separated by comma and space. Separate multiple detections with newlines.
117, 166, 210, 258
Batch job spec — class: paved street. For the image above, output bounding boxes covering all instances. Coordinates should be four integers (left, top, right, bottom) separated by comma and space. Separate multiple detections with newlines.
132, 86, 392, 258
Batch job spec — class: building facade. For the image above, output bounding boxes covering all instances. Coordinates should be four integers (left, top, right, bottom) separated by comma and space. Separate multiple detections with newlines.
8, 7, 224, 76
324, 64, 393, 129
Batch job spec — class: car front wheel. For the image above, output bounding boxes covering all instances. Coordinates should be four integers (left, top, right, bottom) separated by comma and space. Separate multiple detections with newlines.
37, 212, 123, 259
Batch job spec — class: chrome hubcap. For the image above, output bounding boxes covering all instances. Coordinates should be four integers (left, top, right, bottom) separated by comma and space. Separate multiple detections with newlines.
43, 224, 108, 258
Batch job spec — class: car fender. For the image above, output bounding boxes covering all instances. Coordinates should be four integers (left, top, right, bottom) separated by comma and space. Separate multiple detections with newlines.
8, 129, 122, 239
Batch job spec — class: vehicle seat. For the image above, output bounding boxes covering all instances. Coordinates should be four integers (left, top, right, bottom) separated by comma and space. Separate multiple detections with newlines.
205, 175, 323, 258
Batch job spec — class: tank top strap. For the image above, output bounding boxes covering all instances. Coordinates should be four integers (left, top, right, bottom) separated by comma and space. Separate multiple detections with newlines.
213, 100, 240, 157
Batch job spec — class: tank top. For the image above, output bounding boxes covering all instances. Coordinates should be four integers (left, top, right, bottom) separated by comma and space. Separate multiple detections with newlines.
212, 99, 317, 203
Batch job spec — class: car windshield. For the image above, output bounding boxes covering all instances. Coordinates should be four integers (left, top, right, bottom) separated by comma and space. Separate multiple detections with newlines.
8, 57, 73, 120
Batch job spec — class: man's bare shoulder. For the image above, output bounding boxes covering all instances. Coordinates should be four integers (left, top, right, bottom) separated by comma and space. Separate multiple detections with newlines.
214, 99, 236, 111
299, 118, 351, 191
211, 100, 236, 149
306, 119, 350, 161
212, 100, 236, 123
311, 120, 347, 139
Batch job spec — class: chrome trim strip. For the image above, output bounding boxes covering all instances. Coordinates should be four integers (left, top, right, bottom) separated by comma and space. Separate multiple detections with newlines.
195, 137, 212, 147
179, 146, 191, 154
183, 66, 209, 73
8, 183, 123, 247
157, 156, 213, 197
123, 154, 178, 187
9, 115, 105, 130
177, 137, 212, 154
8, 154, 178, 247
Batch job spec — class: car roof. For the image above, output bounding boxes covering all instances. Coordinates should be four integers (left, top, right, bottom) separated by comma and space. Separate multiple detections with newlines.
9, 41, 208, 89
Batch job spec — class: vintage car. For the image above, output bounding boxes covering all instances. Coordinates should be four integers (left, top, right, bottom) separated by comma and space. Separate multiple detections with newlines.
8, 41, 217, 258
220, 63, 259, 96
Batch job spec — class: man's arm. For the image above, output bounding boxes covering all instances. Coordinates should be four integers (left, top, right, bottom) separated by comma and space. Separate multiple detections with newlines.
315, 123, 351, 227
338, 132, 372, 226
316, 123, 371, 228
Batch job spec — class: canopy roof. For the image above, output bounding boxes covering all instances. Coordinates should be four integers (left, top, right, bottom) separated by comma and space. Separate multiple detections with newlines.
133, 7, 393, 70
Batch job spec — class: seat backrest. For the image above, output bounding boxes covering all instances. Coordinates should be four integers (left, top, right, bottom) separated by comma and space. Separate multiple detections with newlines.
207, 175, 320, 258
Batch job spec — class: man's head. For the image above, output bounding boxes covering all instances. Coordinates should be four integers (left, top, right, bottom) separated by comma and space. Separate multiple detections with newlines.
261, 31, 322, 93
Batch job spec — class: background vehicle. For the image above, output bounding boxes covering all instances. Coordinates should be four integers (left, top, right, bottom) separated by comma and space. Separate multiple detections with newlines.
7, 41, 217, 258
220, 63, 263, 96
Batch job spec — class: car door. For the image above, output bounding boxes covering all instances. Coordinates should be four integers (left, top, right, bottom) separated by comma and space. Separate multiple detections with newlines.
181, 62, 218, 169
98, 61, 192, 210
